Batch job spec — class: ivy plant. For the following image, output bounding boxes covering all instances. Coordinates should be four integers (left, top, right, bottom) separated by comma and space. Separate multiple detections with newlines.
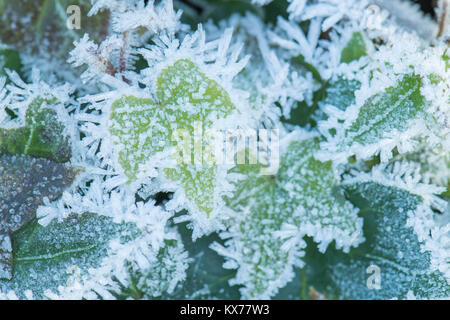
0, 0, 449, 300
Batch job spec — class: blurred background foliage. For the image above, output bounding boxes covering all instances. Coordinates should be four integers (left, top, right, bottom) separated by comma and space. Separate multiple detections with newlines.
0, 0, 438, 82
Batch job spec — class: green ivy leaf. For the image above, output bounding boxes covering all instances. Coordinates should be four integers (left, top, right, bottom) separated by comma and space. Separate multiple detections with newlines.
295, 182, 450, 299
0, 97, 71, 162
0, 213, 136, 298
221, 137, 362, 298
345, 74, 425, 146
0, 153, 78, 280
110, 59, 238, 217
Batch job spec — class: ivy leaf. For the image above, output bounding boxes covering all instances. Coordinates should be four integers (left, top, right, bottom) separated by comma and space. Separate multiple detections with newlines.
0, 97, 71, 162
109, 59, 238, 218
0, 153, 78, 280
346, 74, 425, 146
0, 213, 134, 298
296, 182, 450, 300
109, 96, 163, 180
320, 74, 431, 162
216, 137, 362, 299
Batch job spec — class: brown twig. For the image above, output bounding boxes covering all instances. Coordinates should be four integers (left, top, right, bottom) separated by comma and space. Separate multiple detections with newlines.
119, 31, 130, 73
437, 0, 449, 38
119, 31, 131, 84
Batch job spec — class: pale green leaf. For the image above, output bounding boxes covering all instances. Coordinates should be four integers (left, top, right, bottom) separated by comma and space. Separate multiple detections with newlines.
109, 59, 238, 217
221, 137, 362, 298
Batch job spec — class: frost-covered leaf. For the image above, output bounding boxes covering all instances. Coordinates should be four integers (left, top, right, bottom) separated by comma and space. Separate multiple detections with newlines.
296, 182, 450, 299
109, 59, 238, 218
346, 75, 425, 146
214, 135, 363, 299
31, 192, 190, 300
109, 96, 161, 180
0, 97, 71, 162
1, 207, 188, 300
0, 213, 135, 298
0, 153, 78, 280
319, 74, 432, 162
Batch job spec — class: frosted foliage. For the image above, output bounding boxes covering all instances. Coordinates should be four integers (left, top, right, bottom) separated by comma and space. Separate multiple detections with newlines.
0, 154, 77, 279
345, 75, 424, 145
322, 76, 360, 111
124, 238, 189, 299
109, 59, 237, 218
215, 136, 363, 299
109, 95, 166, 180
89, 0, 182, 34
1, 0, 449, 300
0, 213, 132, 298
328, 182, 450, 299
0, 204, 189, 300
319, 49, 450, 163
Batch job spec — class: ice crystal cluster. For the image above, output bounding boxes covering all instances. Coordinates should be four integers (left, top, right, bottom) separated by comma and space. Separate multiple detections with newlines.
0, 0, 449, 300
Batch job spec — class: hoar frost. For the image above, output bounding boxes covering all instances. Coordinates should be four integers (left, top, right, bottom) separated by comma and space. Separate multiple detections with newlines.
0, 0, 449, 300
